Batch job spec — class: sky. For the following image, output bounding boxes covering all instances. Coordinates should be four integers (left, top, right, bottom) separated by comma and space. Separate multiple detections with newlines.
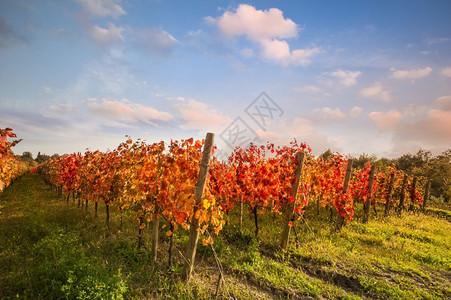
1, 0, 450, 160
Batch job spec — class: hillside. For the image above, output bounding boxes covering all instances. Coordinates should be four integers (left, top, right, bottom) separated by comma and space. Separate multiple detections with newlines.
0, 173, 449, 299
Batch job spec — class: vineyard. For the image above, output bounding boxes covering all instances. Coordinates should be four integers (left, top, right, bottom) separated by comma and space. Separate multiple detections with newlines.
0, 128, 28, 198
0, 128, 450, 299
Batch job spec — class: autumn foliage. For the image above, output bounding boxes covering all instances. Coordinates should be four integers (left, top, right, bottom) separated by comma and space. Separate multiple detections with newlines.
37, 136, 427, 249
0, 128, 27, 193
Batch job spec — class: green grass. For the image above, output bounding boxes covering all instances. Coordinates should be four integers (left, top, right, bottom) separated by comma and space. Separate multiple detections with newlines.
1, 174, 450, 299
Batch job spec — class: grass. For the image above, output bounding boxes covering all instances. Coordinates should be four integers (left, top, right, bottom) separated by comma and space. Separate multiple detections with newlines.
0, 173, 450, 299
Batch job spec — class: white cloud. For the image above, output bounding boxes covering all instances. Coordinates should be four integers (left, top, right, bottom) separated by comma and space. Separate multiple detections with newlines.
435, 95, 451, 110
174, 99, 231, 131
358, 82, 391, 102
76, 0, 125, 18
311, 107, 347, 121
309, 106, 362, 122
89, 22, 123, 43
349, 106, 363, 118
393, 109, 451, 153
293, 85, 322, 93
43, 86, 52, 94
208, 4, 320, 66
323, 69, 361, 87
368, 110, 402, 130
131, 27, 177, 55
259, 39, 320, 66
86, 98, 173, 126
240, 47, 254, 57
210, 4, 298, 41
426, 37, 450, 46
390, 67, 432, 79
254, 117, 344, 155
440, 67, 451, 77
50, 104, 80, 113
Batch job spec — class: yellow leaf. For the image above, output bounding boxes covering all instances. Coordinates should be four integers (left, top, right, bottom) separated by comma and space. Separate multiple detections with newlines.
202, 199, 210, 209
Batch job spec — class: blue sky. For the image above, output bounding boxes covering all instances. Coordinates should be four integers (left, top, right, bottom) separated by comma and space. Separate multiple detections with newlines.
1, 0, 450, 159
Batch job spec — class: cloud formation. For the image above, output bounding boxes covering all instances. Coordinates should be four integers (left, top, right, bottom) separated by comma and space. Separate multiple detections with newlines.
324, 69, 361, 87
311, 107, 347, 121
393, 109, 451, 153
293, 85, 322, 93
174, 99, 231, 131
0, 15, 26, 47
207, 4, 319, 66
390, 67, 432, 79
435, 95, 451, 110
310, 106, 362, 122
254, 117, 345, 155
350, 106, 363, 118
131, 27, 178, 55
86, 98, 173, 126
76, 0, 125, 18
441, 67, 451, 77
50, 104, 80, 113
89, 22, 124, 43
358, 82, 391, 102
368, 110, 402, 130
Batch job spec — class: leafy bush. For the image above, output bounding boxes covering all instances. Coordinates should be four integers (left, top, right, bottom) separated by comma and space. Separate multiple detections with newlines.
61, 269, 127, 300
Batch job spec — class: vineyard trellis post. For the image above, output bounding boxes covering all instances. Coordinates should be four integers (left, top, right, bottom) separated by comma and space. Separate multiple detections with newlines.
184, 132, 214, 281
362, 164, 375, 223
384, 172, 395, 217
152, 206, 159, 262
239, 198, 243, 233
280, 151, 305, 250
398, 174, 408, 215
422, 180, 431, 212
409, 176, 417, 212
335, 159, 353, 231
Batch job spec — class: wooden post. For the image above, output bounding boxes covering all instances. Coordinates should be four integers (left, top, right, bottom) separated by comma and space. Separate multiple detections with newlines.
168, 223, 175, 267
409, 177, 417, 212
335, 159, 353, 231
362, 165, 375, 223
280, 152, 305, 249
106, 203, 110, 229
152, 208, 159, 262
138, 215, 144, 249
316, 198, 320, 216
253, 206, 259, 237
184, 132, 214, 281
384, 172, 395, 217
422, 180, 431, 212
239, 198, 243, 233
397, 174, 408, 215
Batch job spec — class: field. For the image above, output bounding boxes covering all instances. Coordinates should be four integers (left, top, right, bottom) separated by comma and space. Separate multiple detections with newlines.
0, 173, 450, 299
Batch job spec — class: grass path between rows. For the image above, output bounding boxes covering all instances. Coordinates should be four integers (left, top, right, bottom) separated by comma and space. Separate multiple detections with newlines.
0, 173, 450, 299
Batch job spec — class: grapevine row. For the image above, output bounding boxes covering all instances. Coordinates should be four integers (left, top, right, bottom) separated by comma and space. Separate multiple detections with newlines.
36, 134, 428, 279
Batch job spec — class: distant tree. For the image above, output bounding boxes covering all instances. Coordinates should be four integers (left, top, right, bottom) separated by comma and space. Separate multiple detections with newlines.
351, 153, 377, 169
320, 149, 333, 160
425, 150, 451, 202
395, 149, 450, 202
374, 157, 393, 169
35, 152, 50, 164
396, 150, 432, 174
21, 151, 34, 162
